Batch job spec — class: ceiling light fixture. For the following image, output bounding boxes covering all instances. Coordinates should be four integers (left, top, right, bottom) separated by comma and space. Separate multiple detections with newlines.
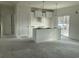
42, 1, 46, 17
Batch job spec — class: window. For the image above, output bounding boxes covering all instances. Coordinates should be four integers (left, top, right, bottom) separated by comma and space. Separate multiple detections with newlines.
58, 16, 70, 37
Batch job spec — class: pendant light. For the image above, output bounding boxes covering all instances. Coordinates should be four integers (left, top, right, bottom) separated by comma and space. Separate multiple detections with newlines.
42, 1, 46, 17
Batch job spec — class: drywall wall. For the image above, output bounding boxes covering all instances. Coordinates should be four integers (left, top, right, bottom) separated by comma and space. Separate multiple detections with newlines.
54, 5, 79, 40
14, 2, 31, 38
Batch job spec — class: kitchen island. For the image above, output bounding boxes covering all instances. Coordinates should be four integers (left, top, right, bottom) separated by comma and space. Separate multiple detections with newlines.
33, 28, 61, 43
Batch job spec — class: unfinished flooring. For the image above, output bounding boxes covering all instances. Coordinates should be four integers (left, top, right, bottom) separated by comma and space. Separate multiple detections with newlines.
0, 37, 79, 58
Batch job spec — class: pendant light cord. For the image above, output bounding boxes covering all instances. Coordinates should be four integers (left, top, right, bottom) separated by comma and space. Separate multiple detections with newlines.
42, 0, 46, 17
42, 0, 45, 9
56, 3, 58, 17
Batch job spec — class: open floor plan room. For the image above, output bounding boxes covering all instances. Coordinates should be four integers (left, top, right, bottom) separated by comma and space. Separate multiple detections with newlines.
0, 1, 79, 58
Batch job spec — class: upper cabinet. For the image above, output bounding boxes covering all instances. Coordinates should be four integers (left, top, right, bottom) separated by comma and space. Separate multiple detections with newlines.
35, 10, 42, 17
31, 8, 54, 18
46, 11, 53, 18
30, 8, 54, 28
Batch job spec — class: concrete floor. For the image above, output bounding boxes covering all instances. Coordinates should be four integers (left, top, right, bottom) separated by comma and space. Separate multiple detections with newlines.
0, 37, 79, 58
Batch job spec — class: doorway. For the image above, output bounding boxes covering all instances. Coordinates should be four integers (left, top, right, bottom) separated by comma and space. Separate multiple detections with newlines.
58, 16, 70, 37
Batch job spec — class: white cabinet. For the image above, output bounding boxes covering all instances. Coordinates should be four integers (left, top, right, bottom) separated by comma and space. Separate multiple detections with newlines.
46, 11, 53, 18
35, 10, 42, 17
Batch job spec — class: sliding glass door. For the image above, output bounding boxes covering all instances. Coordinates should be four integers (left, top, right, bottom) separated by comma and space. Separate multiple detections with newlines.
58, 16, 70, 37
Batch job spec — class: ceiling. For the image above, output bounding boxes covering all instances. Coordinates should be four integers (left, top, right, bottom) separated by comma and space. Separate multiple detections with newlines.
24, 1, 79, 9
0, 1, 79, 9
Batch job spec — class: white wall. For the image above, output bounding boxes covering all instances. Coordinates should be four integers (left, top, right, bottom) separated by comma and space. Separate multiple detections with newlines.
14, 2, 31, 38
49, 13, 58, 28
55, 5, 79, 40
